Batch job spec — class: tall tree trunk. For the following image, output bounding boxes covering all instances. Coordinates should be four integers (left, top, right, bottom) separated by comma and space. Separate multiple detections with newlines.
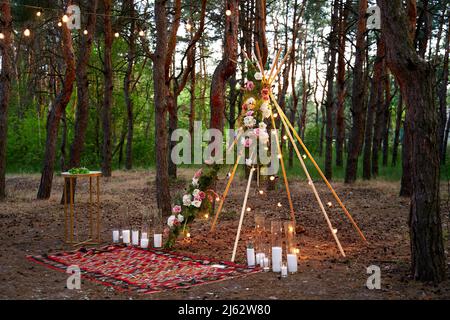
210, 0, 239, 132
379, 0, 446, 283
438, 12, 449, 162
324, 0, 340, 180
125, 0, 136, 170
382, 73, 392, 167
102, 0, 114, 177
0, 0, 13, 201
335, 0, 350, 167
254, 0, 268, 66
37, 14, 76, 199
345, 0, 368, 183
391, 90, 403, 167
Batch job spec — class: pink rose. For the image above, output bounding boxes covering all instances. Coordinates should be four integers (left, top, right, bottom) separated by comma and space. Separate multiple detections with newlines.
261, 88, 270, 95
254, 128, 261, 137
172, 205, 182, 214
246, 110, 254, 117
244, 138, 253, 148
198, 191, 206, 200
245, 81, 255, 91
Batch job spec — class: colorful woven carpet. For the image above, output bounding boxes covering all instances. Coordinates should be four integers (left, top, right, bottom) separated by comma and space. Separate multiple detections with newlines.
27, 245, 260, 294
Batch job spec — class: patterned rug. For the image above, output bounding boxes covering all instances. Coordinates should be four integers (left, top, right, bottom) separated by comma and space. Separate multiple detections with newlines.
27, 245, 260, 294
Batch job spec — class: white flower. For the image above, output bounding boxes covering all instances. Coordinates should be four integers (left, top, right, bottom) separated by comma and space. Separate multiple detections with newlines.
167, 215, 177, 227
192, 178, 199, 187
254, 72, 263, 81
246, 97, 256, 105
183, 194, 192, 206
260, 103, 272, 119
244, 116, 257, 128
193, 189, 201, 197
259, 122, 267, 130
177, 214, 184, 223
192, 200, 202, 208
246, 158, 253, 166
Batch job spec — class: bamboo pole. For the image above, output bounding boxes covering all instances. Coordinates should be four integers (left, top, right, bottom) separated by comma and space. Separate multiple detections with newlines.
231, 167, 255, 262
270, 112, 296, 227
275, 98, 346, 257
271, 92, 367, 243
210, 152, 243, 232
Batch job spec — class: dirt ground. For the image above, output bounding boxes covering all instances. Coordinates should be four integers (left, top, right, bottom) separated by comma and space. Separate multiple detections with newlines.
1, 169, 449, 300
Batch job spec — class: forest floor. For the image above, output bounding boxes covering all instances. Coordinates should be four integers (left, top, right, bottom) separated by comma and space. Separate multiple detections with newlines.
1, 169, 450, 300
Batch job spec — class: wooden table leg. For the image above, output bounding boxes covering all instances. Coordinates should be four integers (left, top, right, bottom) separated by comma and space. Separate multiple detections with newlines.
69, 177, 74, 243
64, 178, 68, 243
89, 177, 93, 239
96, 176, 100, 242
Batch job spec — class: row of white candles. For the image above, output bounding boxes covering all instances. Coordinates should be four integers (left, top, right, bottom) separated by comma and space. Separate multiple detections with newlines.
246, 246, 298, 276
113, 229, 162, 249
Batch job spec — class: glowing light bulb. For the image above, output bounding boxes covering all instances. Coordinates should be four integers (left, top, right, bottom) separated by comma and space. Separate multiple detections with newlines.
36, 11, 42, 17
247, 207, 252, 212
58, 22, 63, 27
333, 229, 338, 234
24, 29, 31, 37
114, 32, 120, 38
0, 33, 4, 40
226, 9, 232, 16
186, 232, 191, 238
259, 190, 264, 195
308, 181, 313, 185
204, 214, 209, 219
139, 30, 145, 37
288, 226, 294, 233
216, 197, 221, 202
302, 154, 307, 159
277, 154, 282, 159
270, 176, 275, 181
283, 135, 288, 141
62, 15, 69, 23
295, 248, 300, 254
83, 30, 88, 35
273, 113, 279, 118
186, 23, 192, 31
327, 202, 333, 208
277, 202, 283, 208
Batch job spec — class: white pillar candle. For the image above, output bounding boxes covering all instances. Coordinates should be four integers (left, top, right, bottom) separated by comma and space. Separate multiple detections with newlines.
281, 265, 288, 278
132, 230, 140, 246
246, 248, 256, 267
154, 234, 162, 248
256, 253, 265, 266
287, 253, 298, 273
112, 230, 120, 243
141, 232, 148, 240
122, 230, 131, 244
272, 246, 282, 272
140, 238, 149, 249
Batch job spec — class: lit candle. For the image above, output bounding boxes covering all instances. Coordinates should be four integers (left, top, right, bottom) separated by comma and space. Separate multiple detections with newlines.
140, 238, 149, 249
112, 230, 120, 243
247, 247, 256, 267
132, 230, 139, 246
287, 253, 298, 273
154, 234, 162, 248
272, 246, 282, 272
281, 264, 288, 278
122, 230, 130, 244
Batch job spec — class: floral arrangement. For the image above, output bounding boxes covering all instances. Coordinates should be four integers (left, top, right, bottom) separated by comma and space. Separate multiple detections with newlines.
165, 164, 221, 248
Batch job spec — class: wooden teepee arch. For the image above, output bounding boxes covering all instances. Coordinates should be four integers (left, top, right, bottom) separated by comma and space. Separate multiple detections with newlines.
210, 45, 367, 262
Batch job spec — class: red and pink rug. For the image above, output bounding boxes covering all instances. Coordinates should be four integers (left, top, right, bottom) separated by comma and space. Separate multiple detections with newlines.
27, 245, 260, 294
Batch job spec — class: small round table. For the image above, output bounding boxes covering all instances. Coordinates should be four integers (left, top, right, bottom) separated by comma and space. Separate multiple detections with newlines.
62, 171, 102, 246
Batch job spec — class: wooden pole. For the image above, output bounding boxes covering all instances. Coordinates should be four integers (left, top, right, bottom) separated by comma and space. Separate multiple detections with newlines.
270, 112, 296, 227
271, 92, 367, 243
275, 98, 346, 257
231, 167, 255, 262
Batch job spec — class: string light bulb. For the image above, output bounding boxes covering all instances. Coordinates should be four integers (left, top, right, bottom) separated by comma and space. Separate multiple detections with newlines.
24, 29, 31, 37
283, 135, 288, 141
247, 207, 252, 212
186, 232, 191, 238
114, 32, 120, 38
186, 22, 192, 31
302, 154, 307, 160
277, 202, 283, 208
139, 30, 145, 37
58, 22, 63, 27
327, 202, 333, 208
270, 176, 275, 181
216, 197, 221, 202
204, 214, 209, 219
226, 9, 232, 16
83, 30, 89, 35
277, 154, 282, 159
0, 33, 4, 40
259, 190, 264, 195
36, 10, 42, 17
273, 113, 279, 118
62, 15, 69, 23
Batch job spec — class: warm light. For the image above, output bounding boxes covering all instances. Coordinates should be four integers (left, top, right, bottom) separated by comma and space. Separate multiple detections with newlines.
226, 9, 232, 16
283, 135, 288, 141
277, 154, 282, 159
273, 113, 279, 118
62, 15, 69, 23
58, 22, 63, 27
139, 30, 145, 37
24, 29, 31, 37
247, 207, 252, 212
259, 190, 264, 195
295, 248, 300, 254
186, 232, 191, 238
264, 147, 269, 151
36, 11, 42, 17
186, 22, 192, 31
83, 30, 88, 35
288, 226, 294, 233
327, 202, 333, 208
270, 176, 275, 181
204, 214, 209, 219
114, 32, 120, 38
308, 181, 313, 185
0, 33, 4, 40
302, 155, 307, 159
333, 229, 338, 234
277, 202, 282, 207
216, 197, 221, 202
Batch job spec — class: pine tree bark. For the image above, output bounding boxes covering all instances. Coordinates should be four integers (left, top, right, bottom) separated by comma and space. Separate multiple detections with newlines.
438, 12, 449, 162
391, 90, 403, 167
101, 0, 114, 177
210, 0, 239, 132
0, 0, 13, 201
345, 0, 368, 183
378, 0, 446, 283
37, 12, 76, 199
